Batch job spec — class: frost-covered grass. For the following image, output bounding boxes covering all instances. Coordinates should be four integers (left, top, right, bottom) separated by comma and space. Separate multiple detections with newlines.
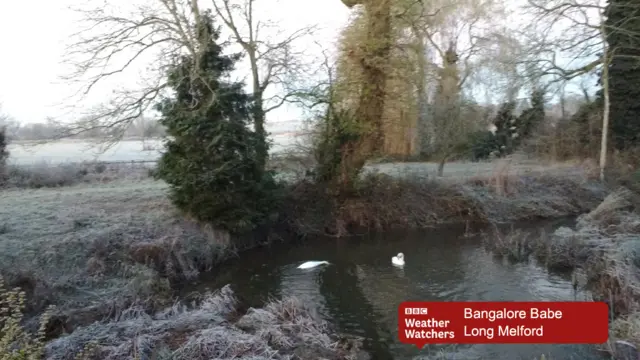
0, 179, 237, 334
2, 161, 153, 188
0, 155, 608, 358
44, 285, 363, 360
0, 158, 605, 320
285, 159, 606, 236
484, 187, 640, 358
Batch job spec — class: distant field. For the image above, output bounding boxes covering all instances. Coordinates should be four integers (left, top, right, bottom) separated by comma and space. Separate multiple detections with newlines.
8, 135, 300, 165
7, 137, 590, 182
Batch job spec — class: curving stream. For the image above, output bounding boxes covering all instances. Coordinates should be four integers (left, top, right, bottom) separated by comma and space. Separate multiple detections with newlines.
188, 219, 608, 360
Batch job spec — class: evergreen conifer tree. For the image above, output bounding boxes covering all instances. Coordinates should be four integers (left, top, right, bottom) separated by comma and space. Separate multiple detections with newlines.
493, 101, 517, 155
155, 12, 277, 233
604, 0, 640, 149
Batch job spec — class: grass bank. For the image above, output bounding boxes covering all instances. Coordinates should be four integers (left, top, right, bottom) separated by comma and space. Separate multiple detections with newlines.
0, 159, 607, 358
285, 166, 606, 237
2, 161, 152, 188
484, 186, 640, 358
40, 285, 364, 359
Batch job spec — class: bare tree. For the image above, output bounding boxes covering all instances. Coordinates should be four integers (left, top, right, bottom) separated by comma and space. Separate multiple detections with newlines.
394, 0, 510, 156
0, 105, 19, 141
211, 0, 317, 166
522, 0, 640, 179
63, 0, 317, 164
0, 105, 8, 128
598, 16, 611, 182
60, 0, 226, 146
399, 0, 510, 170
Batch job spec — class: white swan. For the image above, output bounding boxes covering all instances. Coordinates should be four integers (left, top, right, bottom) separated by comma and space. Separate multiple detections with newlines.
297, 261, 330, 269
392, 253, 405, 267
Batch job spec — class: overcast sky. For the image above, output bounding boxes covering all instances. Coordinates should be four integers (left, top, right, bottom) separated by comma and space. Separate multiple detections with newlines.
0, 0, 601, 127
0, 0, 351, 125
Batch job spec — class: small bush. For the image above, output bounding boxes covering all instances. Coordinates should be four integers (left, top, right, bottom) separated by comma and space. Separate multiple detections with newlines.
482, 226, 534, 262
0, 276, 52, 360
467, 130, 500, 161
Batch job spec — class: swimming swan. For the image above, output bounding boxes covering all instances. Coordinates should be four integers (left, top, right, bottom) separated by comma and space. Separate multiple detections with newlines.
392, 253, 405, 267
297, 261, 330, 269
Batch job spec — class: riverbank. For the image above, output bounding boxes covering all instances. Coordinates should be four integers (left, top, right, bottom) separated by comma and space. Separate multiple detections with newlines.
0, 160, 607, 358
41, 285, 365, 359
286, 167, 606, 236
486, 187, 640, 358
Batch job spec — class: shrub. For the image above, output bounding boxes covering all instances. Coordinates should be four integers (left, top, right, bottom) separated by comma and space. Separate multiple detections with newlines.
154, 12, 278, 234
467, 130, 500, 161
0, 276, 51, 360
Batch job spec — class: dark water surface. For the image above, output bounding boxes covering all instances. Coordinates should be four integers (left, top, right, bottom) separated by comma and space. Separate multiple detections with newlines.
188, 219, 607, 360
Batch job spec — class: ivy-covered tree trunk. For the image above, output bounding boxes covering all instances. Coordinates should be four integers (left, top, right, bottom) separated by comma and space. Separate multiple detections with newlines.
335, 0, 392, 192
604, 0, 640, 150
415, 37, 431, 157
355, 0, 391, 154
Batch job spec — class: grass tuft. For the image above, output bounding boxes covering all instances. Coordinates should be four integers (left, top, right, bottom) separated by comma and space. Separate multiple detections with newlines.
44, 285, 363, 360
2, 162, 153, 189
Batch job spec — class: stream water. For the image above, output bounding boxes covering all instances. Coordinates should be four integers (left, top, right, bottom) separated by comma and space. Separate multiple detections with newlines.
188, 219, 608, 360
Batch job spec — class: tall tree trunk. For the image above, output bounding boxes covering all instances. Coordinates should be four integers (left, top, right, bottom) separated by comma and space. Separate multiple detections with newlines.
599, 21, 610, 183
437, 157, 446, 177
335, 0, 392, 193
354, 0, 391, 155
415, 36, 430, 156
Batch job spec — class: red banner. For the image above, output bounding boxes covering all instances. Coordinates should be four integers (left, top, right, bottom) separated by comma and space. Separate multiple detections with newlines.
398, 301, 608, 347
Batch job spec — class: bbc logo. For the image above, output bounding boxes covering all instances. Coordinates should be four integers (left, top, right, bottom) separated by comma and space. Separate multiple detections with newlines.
405, 307, 428, 315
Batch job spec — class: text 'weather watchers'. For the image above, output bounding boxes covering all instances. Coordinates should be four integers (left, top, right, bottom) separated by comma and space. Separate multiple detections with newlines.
398, 301, 608, 347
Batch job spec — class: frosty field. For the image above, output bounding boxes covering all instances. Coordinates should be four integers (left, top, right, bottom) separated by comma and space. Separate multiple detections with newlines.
7, 135, 299, 166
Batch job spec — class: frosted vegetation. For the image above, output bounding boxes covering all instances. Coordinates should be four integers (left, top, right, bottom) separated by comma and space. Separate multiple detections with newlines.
44, 285, 363, 360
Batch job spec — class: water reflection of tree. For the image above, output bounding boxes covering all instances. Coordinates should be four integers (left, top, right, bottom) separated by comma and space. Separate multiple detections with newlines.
208, 247, 284, 309
319, 263, 395, 360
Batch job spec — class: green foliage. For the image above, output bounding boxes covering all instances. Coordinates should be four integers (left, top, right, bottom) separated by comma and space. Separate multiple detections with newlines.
313, 108, 363, 186
466, 91, 546, 161
466, 101, 517, 160
0, 277, 50, 360
493, 101, 518, 155
568, 99, 603, 155
516, 89, 545, 141
154, 12, 278, 234
0, 277, 98, 360
604, 0, 640, 150
467, 130, 500, 161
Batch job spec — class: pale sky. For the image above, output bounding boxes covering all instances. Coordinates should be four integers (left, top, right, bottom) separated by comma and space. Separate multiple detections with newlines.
0, 0, 601, 126
0, 0, 351, 125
